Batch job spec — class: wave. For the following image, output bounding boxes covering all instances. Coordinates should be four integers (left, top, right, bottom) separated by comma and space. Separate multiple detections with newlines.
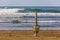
0, 13, 60, 17
0, 8, 60, 17
0, 20, 60, 23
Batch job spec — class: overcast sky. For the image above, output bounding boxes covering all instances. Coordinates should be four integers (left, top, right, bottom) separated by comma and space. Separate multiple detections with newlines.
0, 0, 60, 6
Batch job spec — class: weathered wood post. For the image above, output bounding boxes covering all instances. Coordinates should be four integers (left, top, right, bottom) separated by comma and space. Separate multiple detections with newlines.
32, 11, 40, 37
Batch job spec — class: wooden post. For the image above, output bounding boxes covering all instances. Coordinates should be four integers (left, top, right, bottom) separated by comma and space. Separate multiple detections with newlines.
32, 11, 40, 37
35, 11, 37, 26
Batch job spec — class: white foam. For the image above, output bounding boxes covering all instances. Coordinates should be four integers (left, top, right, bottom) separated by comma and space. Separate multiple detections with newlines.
0, 8, 60, 17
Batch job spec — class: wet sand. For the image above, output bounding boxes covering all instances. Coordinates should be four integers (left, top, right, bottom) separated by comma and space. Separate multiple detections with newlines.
0, 30, 60, 40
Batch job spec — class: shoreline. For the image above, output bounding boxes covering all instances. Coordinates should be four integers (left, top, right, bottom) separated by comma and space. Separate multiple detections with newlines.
0, 27, 60, 30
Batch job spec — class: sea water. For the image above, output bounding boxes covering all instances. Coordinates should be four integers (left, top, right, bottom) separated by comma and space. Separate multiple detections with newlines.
0, 6, 60, 30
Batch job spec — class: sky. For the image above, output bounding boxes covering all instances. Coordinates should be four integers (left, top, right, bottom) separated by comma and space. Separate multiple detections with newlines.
0, 0, 60, 6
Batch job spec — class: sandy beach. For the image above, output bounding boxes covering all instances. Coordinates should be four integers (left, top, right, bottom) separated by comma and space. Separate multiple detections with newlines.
0, 30, 60, 40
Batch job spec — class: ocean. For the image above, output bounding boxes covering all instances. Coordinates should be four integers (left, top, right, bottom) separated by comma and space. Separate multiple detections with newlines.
0, 6, 60, 30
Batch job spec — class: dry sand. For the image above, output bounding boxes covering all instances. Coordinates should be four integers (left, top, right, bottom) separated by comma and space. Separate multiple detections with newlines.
0, 30, 60, 40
